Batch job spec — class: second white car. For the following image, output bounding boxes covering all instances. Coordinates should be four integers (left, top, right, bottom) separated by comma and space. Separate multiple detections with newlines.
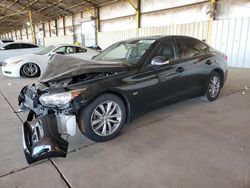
2, 44, 99, 78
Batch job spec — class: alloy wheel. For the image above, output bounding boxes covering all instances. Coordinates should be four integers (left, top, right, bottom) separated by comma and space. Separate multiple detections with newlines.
22, 63, 38, 77
90, 101, 122, 137
208, 75, 220, 98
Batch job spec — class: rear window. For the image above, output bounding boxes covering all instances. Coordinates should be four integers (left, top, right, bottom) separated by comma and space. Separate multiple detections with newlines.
76, 47, 87, 53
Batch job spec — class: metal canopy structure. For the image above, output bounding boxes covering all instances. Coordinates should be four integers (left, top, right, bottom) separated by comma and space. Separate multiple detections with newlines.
0, 0, 117, 34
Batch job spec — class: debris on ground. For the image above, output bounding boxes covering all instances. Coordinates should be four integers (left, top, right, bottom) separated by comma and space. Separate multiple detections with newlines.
240, 146, 246, 151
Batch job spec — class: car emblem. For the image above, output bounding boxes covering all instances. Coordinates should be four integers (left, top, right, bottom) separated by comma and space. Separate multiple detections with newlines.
133, 92, 138, 95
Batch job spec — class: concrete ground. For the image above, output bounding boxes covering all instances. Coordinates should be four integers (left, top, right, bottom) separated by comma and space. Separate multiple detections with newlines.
0, 68, 250, 188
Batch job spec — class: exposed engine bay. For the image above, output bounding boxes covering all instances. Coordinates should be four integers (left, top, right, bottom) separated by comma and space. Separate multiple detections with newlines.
46, 72, 118, 87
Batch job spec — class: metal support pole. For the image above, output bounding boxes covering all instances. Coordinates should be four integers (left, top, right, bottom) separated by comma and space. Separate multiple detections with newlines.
55, 19, 58, 36
25, 26, 29, 39
28, 10, 36, 43
63, 16, 66, 36
72, 14, 77, 44
128, 0, 141, 30
14, 30, 17, 40
42, 23, 46, 37
48, 21, 51, 37
207, 0, 216, 44
95, 7, 100, 45
136, 0, 141, 30
20, 29, 23, 40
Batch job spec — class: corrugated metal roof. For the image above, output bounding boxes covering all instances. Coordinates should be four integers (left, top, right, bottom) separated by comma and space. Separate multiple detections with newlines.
0, 0, 121, 34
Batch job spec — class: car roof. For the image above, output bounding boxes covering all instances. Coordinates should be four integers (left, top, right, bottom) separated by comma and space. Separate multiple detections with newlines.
119, 35, 201, 43
51, 44, 77, 47
2, 42, 38, 46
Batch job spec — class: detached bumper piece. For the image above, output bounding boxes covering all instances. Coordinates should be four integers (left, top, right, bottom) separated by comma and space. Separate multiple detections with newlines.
22, 114, 69, 164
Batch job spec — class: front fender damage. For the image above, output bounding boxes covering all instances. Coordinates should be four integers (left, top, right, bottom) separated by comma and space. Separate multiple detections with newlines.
19, 85, 77, 164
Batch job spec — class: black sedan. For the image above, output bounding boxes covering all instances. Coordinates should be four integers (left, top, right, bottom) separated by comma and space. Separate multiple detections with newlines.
18, 35, 228, 164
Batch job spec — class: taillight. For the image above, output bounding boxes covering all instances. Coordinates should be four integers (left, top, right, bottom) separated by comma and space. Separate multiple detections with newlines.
224, 55, 228, 61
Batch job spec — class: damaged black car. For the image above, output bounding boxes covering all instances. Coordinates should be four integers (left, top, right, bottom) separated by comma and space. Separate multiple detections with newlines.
18, 36, 228, 164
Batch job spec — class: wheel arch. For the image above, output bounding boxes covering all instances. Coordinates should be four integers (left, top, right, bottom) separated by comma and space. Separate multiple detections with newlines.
83, 89, 132, 123
212, 68, 225, 87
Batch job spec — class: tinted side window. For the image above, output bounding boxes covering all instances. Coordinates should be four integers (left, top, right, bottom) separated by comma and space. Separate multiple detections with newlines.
193, 40, 207, 51
4, 43, 19, 50
54, 46, 67, 54
20, 43, 38, 49
176, 38, 206, 59
76, 47, 87, 53
155, 40, 175, 60
66, 46, 75, 54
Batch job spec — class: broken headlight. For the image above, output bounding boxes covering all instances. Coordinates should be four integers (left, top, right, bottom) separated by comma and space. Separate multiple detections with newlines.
39, 90, 81, 107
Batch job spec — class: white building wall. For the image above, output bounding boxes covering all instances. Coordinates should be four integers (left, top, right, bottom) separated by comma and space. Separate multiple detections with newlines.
99, 0, 137, 31
99, 0, 210, 31
58, 18, 64, 36
210, 17, 250, 68
141, 0, 207, 12
141, 3, 209, 27
217, 0, 250, 19
44, 35, 74, 46
98, 0, 250, 31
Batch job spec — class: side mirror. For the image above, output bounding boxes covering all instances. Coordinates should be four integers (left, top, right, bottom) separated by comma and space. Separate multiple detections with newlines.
49, 52, 55, 56
151, 56, 170, 66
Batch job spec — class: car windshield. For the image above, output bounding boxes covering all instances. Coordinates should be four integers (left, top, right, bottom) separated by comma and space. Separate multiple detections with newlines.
36, 45, 55, 55
93, 39, 156, 65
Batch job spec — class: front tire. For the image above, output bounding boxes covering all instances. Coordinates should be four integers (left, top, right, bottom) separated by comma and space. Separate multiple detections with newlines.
204, 71, 222, 101
79, 94, 126, 142
21, 63, 40, 78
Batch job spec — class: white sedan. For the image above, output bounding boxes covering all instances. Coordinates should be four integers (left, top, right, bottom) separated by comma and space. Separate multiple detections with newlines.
1, 44, 99, 78
0, 42, 41, 65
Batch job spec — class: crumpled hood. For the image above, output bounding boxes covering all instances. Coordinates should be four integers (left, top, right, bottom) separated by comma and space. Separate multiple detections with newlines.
4, 53, 39, 63
39, 55, 131, 83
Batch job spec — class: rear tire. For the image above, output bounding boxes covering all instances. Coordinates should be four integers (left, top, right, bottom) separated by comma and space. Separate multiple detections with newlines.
79, 94, 126, 142
21, 63, 40, 78
203, 71, 222, 101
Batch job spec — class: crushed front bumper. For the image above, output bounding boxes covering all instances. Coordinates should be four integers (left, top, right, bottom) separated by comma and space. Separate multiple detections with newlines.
22, 114, 69, 164
19, 85, 78, 164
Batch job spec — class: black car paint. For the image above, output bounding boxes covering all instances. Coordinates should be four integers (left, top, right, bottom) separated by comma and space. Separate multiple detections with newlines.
18, 36, 228, 164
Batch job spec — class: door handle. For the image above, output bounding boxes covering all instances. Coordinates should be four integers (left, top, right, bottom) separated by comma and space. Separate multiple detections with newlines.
176, 67, 184, 73
205, 60, 213, 65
